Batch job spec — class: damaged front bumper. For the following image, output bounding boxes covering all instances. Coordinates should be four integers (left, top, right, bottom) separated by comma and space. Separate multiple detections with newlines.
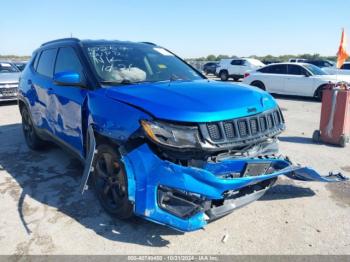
120, 144, 347, 232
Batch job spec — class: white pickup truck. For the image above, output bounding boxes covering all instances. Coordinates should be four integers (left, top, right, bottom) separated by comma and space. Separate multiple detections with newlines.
216, 58, 265, 81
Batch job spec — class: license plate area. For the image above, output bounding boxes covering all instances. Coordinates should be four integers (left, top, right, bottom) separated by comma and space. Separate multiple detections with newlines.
242, 162, 272, 177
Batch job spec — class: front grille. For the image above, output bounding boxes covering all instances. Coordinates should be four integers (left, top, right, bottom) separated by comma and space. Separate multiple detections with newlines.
250, 118, 259, 135
200, 108, 285, 147
0, 82, 18, 89
238, 120, 248, 137
207, 123, 222, 140
223, 122, 236, 138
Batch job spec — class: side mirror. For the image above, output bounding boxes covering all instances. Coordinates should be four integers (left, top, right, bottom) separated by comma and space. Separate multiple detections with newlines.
54, 71, 84, 87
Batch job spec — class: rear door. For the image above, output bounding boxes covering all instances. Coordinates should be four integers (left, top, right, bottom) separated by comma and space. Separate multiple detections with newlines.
285, 64, 314, 96
51, 46, 88, 155
31, 48, 58, 133
229, 59, 248, 76
259, 64, 288, 93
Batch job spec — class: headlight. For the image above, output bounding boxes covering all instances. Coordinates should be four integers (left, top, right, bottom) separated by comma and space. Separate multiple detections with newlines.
141, 120, 201, 149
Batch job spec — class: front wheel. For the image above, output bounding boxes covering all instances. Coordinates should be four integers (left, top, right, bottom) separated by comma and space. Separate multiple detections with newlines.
314, 85, 326, 101
92, 144, 133, 219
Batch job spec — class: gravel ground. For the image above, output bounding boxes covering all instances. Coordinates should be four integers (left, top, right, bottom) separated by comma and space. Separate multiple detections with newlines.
0, 91, 349, 255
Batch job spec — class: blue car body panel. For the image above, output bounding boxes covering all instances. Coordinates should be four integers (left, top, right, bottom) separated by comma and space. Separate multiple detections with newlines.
18, 39, 348, 232
120, 143, 346, 231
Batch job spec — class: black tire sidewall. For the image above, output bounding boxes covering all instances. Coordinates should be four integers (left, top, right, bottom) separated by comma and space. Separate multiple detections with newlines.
220, 71, 228, 81
21, 106, 45, 150
252, 81, 265, 90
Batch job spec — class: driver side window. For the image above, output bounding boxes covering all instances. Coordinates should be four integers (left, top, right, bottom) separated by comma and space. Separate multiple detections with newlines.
288, 65, 308, 75
54, 47, 84, 76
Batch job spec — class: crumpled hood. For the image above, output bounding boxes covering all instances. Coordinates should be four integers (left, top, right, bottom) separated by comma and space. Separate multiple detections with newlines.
105, 80, 277, 122
0, 72, 21, 83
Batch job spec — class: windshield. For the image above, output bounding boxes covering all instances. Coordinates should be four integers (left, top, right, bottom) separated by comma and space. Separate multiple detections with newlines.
84, 43, 203, 84
0, 62, 19, 73
303, 64, 327, 75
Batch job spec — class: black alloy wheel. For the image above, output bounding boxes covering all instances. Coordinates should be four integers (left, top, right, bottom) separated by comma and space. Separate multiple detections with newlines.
92, 144, 133, 219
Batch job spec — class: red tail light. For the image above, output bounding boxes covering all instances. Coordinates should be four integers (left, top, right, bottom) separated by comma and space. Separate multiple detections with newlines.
244, 73, 250, 78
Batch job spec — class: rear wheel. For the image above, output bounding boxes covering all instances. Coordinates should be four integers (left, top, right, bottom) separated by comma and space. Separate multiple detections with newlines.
92, 144, 133, 219
219, 71, 229, 81
251, 81, 266, 91
21, 106, 46, 150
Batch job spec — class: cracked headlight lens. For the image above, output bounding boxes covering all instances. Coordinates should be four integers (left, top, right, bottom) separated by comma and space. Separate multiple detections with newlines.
141, 120, 201, 149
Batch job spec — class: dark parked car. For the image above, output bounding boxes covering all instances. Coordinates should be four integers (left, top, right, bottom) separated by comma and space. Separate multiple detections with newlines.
202, 62, 218, 75
304, 60, 334, 68
18, 38, 347, 232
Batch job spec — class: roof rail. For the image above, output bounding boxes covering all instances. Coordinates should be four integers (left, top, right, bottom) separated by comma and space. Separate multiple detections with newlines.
140, 41, 157, 46
41, 38, 80, 47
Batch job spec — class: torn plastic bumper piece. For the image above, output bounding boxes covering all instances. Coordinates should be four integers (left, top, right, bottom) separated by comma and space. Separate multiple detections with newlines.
120, 144, 347, 232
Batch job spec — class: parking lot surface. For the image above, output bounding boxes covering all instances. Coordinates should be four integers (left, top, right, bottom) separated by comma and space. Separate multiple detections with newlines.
0, 93, 349, 255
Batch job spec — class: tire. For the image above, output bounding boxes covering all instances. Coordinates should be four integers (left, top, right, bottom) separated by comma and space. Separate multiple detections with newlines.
339, 135, 349, 148
251, 81, 266, 91
219, 71, 229, 81
233, 77, 240, 82
92, 144, 133, 219
21, 106, 46, 150
314, 85, 326, 101
312, 130, 321, 143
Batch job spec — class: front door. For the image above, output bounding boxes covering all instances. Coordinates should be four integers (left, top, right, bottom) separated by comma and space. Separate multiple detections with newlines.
284, 65, 314, 96
51, 46, 88, 156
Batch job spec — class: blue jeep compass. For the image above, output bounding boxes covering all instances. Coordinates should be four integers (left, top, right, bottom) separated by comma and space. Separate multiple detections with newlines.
18, 38, 347, 231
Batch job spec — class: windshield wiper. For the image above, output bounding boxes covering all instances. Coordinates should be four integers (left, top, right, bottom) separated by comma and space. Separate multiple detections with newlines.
100, 80, 135, 86
101, 79, 159, 86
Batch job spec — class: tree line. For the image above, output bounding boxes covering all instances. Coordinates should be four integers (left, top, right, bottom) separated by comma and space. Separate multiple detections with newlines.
0, 55, 31, 61
189, 53, 337, 62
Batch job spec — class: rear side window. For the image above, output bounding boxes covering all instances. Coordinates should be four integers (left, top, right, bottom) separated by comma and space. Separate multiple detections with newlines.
231, 59, 244, 66
259, 64, 287, 74
36, 48, 57, 78
54, 47, 83, 75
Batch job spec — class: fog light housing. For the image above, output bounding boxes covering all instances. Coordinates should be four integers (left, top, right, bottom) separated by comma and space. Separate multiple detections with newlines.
157, 185, 206, 219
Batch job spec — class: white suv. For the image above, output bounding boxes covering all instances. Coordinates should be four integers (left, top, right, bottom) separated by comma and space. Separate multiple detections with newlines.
216, 58, 265, 81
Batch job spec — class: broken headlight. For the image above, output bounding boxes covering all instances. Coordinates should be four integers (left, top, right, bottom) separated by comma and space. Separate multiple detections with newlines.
141, 120, 201, 149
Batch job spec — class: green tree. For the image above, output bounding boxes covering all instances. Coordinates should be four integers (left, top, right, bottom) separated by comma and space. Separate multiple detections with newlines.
206, 54, 217, 61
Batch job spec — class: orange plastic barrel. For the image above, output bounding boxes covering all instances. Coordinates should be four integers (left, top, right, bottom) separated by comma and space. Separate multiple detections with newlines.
313, 87, 350, 147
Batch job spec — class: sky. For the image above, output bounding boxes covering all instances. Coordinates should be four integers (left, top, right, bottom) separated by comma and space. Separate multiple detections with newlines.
1, 0, 350, 58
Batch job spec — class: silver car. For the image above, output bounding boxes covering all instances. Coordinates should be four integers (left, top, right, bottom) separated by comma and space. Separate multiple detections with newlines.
0, 61, 21, 101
